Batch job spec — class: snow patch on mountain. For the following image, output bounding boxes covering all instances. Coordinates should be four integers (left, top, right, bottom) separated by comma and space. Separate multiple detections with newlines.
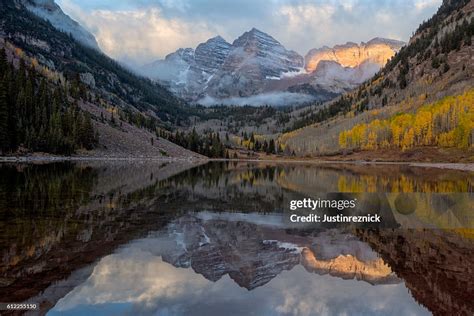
263, 240, 304, 254
281, 67, 307, 78
140, 37, 232, 99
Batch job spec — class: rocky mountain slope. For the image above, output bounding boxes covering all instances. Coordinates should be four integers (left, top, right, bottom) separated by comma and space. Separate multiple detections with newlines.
280, 0, 474, 157
142, 36, 232, 100
22, 0, 100, 50
143, 29, 403, 105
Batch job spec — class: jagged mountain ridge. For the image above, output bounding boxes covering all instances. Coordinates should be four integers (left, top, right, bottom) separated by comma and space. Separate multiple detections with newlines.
141, 36, 232, 100
301, 38, 405, 94
143, 29, 404, 104
194, 35, 232, 75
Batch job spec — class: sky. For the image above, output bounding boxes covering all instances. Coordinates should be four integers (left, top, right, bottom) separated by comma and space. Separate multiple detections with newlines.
56, 0, 442, 67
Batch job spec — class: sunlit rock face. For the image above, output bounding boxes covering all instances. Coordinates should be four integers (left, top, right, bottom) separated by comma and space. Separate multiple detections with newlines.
305, 38, 405, 73
298, 38, 405, 94
301, 249, 397, 285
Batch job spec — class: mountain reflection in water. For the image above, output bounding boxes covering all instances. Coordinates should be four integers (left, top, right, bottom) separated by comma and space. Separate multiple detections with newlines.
0, 161, 472, 316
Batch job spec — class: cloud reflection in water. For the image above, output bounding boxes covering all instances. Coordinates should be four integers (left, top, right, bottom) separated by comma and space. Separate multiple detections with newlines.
49, 228, 430, 316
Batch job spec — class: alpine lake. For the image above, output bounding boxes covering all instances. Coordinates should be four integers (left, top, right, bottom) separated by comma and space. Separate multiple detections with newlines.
0, 160, 473, 316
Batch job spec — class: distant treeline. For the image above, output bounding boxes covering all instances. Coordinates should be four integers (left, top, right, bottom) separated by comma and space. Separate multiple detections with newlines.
240, 131, 286, 155
158, 128, 228, 158
0, 48, 97, 155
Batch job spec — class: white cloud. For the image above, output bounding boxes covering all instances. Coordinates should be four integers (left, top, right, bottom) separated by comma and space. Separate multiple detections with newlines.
59, 1, 215, 65
415, 0, 441, 11
278, 3, 337, 25
57, 0, 443, 66
375, 12, 393, 24
197, 92, 316, 107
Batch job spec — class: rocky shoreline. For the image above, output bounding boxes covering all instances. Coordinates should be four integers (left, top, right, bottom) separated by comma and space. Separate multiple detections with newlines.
1, 155, 473, 172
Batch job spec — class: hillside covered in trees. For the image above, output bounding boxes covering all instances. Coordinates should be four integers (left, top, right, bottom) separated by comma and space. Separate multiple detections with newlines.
339, 90, 474, 151
0, 48, 97, 155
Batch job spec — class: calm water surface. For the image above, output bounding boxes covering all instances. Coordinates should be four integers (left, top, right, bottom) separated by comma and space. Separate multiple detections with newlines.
0, 161, 472, 316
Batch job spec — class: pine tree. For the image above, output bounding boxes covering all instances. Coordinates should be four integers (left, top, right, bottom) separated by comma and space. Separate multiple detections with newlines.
0, 49, 7, 75
255, 140, 261, 151
81, 112, 96, 149
268, 139, 275, 154
0, 79, 8, 153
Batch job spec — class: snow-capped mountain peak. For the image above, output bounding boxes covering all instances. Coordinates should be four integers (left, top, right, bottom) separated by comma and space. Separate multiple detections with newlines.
205, 28, 304, 98
141, 30, 404, 106
194, 36, 232, 75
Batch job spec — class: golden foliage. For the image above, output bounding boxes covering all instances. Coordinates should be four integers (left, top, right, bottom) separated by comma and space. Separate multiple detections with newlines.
337, 174, 470, 193
339, 90, 474, 151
